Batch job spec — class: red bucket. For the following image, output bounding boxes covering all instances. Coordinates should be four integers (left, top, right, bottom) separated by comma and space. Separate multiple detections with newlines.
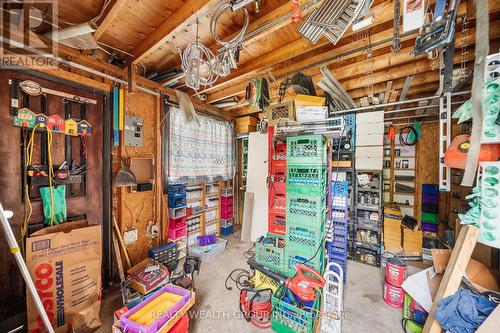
383, 280, 405, 308
385, 257, 407, 287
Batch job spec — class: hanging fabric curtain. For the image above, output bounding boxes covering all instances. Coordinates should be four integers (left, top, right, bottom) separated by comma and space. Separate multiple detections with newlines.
168, 107, 234, 183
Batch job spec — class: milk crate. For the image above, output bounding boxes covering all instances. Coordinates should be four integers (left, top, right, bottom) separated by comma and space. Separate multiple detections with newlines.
286, 135, 327, 165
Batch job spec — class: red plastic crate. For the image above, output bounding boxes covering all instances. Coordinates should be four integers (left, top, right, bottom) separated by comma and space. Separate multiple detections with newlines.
167, 223, 187, 240
269, 169, 286, 195
221, 203, 234, 214
269, 192, 286, 214
269, 212, 286, 236
271, 159, 287, 171
221, 210, 233, 220
220, 195, 233, 205
168, 314, 189, 333
169, 216, 187, 229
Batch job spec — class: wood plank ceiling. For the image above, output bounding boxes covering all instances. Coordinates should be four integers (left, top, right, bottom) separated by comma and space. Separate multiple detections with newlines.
50, 0, 500, 118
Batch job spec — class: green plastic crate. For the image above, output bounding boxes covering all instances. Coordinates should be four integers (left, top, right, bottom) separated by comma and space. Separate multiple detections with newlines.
271, 288, 320, 333
287, 165, 327, 195
284, 248, 325, 278
255, 235, 286, 274
286, 194, 327, 222
422, 212, 439, 224
286, 135, 327, 165
286, 220, 325, 256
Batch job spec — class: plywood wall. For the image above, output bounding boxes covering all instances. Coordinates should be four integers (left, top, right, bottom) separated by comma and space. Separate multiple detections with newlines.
414, 122, 440, 222
112, 91, 162, 266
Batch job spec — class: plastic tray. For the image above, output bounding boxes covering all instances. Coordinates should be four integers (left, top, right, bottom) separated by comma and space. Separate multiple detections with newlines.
188, 238, 227, 262
120, 284, 191, 333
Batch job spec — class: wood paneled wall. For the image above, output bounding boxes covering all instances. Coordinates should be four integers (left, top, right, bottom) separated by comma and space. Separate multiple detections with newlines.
112, 91, 163, 266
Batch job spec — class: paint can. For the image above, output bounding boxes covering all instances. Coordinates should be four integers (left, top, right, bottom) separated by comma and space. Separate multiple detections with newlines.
384, 280, 405, 308
385, 257, 407, 287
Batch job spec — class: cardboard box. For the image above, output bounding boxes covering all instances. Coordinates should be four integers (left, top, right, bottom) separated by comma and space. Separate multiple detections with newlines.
25, 221, 102, 332
127, 258, 169, 294
235, 125, 257, 134
403, 252, 500, 314
236, 116, 258, 126
293, 94, 326, 108
295, 106, 328, 122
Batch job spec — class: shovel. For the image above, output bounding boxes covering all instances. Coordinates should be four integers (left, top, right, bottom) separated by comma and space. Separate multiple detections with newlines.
115, 157, 137, 187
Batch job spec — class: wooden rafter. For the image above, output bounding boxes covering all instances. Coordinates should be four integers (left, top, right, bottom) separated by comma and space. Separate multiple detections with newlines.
159, 0, 321, 86
206, 0, 500, 108
210, 11, 500, 107
130, 0, 220, 65
202, 0, 396, 99
93, 0, 128, 41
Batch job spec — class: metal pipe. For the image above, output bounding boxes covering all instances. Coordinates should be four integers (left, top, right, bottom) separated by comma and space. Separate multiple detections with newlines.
384, 101, 463, 114
385, 113, 439, 121
330, 91, 470, 115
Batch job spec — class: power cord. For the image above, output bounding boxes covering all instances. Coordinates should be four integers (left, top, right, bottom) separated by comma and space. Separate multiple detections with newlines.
399, 126, 418, 147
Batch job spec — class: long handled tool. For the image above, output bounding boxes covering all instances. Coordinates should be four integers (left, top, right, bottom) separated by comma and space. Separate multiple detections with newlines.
113, 215, 132, 269
0, 203, 55, 333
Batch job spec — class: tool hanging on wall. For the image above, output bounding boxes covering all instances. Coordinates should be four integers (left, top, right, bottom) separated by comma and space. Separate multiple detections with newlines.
246, 78, 270, 111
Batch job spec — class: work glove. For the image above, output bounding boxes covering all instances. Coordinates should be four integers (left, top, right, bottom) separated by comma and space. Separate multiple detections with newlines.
39, 185, 67, 225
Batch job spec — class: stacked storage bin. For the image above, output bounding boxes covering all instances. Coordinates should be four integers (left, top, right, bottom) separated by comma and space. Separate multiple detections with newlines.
268, 126, 287, 236
220, 193, 234, 236
421, 184, 439, 234
167, 184, 188, 241
285, 134, 327, 277
327, 180, 349, 283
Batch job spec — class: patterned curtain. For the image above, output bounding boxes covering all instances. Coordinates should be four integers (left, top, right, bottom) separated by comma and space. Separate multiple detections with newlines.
168, 107, 234, 182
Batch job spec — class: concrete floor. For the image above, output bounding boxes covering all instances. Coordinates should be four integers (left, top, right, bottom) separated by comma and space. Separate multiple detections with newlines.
98, 233, 413, 332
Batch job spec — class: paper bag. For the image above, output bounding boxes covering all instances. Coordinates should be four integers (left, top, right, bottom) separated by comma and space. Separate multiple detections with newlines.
25, 221, 102, 333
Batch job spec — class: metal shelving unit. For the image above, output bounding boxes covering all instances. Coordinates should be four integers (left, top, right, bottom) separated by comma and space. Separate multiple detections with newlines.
353, 170, 383, 267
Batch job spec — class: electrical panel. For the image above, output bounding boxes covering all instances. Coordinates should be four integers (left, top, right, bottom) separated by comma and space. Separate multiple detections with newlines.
124, 115, 143, 147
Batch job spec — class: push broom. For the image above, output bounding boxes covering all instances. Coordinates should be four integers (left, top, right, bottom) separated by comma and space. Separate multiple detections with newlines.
0, 203, 55, 333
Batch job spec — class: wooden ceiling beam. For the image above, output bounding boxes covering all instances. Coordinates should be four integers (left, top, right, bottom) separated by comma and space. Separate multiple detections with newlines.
209, 14, 499, 104
202, 0, 402, 98
219, 0, 320, 49
159, 0, 320, 86
207, 0, 500, 103
130, 0, 220, 65
93, 0, 128, 41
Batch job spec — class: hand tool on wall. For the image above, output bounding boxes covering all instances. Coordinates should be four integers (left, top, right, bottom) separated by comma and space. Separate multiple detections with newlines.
0, 204, 55, 333
114, 157, 137, 187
